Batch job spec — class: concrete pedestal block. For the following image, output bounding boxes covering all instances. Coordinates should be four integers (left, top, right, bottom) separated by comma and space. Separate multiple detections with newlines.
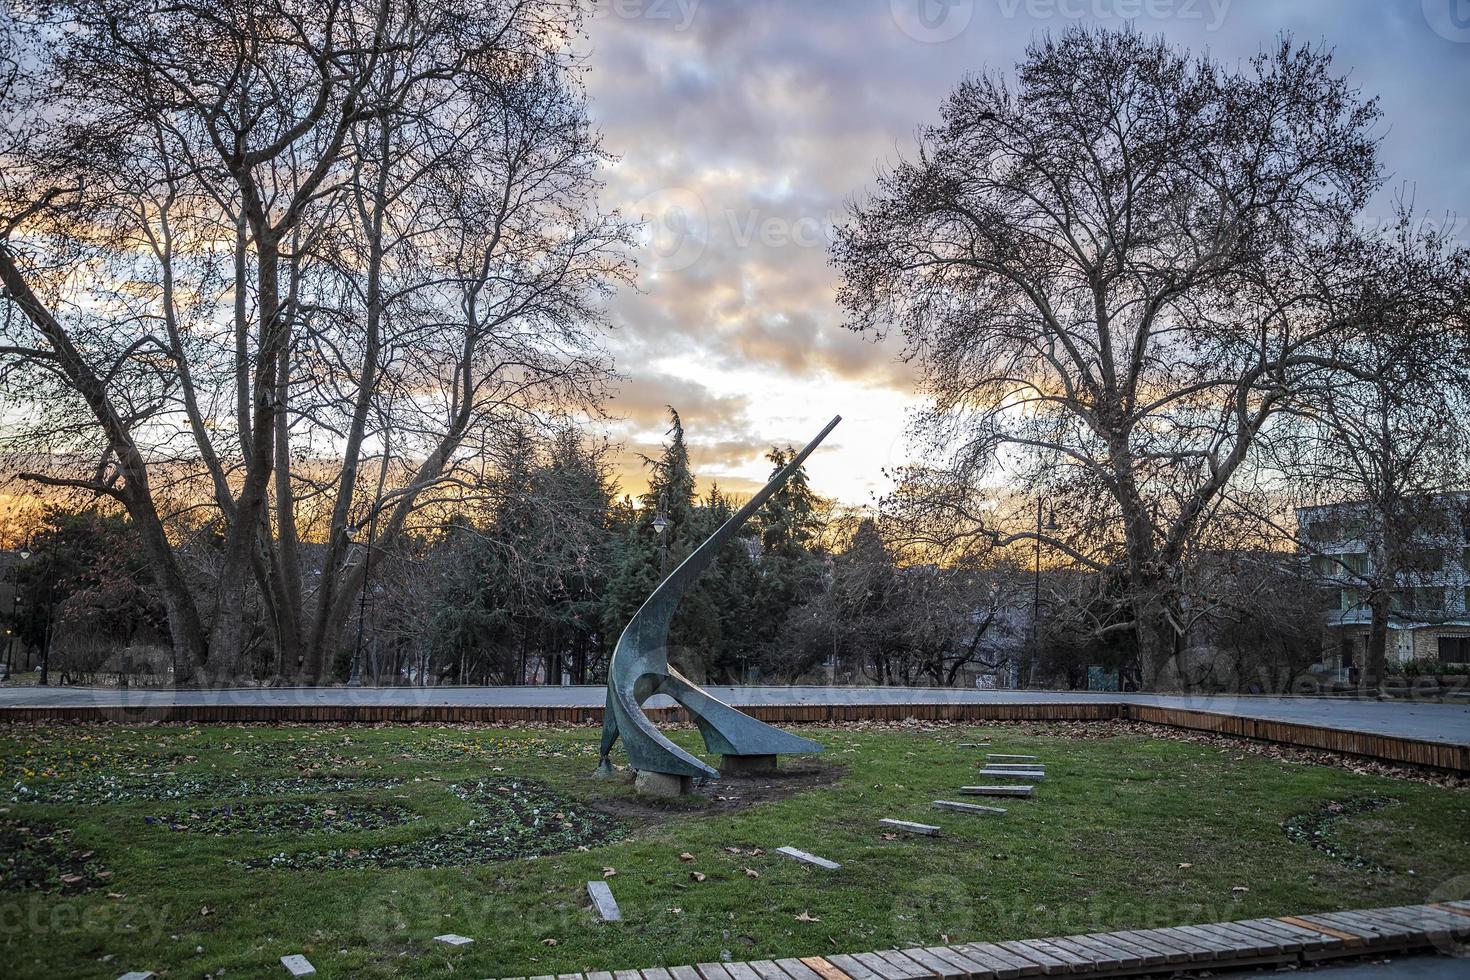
634, 769, 694, 797
721, 753, 778, 775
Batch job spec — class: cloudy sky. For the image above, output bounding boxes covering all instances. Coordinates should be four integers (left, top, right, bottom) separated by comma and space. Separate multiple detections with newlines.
580, 0, 1470, 503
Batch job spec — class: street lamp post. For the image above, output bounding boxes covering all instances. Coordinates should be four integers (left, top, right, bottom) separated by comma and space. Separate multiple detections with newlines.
347, 514, 378, 688
1030, 498, 1058, 688
3, 538, 27, 680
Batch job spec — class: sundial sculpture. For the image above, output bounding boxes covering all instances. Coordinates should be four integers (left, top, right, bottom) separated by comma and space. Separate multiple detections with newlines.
595, 416, 840, 791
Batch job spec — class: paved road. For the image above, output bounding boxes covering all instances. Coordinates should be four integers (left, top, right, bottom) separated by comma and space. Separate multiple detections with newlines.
1227, 954, 1467, 978
1, 683, 1466, 745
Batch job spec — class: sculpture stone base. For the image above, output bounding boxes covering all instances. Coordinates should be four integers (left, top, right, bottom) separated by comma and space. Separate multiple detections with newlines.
721, 753, 778, 775
634, 769, 694, 797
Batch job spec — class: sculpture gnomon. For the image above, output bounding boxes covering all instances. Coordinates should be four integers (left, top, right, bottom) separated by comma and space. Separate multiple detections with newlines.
595, 416, 840, 784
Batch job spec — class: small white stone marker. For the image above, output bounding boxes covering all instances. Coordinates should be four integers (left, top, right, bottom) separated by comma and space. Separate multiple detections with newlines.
987, 753, 1038, 762
879, 818, 941, 836
977, 768, 1045, 781
117, 973, 156, 980
775, 845, 841, 870
960, 785, 1035, 797
986, 762, 1045, 770
957, 742, 991, 748
280, 954, 316, 977
587, 880, 622, 921
433, 934, 475, 946
932, 799, 1007, 815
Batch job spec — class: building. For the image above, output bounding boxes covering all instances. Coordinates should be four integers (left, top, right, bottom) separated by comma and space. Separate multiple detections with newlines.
1297, 494, 1470, 668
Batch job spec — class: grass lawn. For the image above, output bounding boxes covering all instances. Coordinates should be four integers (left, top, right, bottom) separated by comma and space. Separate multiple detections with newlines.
0, 721, 1466, 979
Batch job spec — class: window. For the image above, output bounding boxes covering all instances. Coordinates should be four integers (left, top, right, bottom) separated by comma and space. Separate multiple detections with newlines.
1313, 552, 1367, 578
1340, 588, 1364, 611
1403, 547, 1444, 572
1417, 587, 1446, 612
1395, 588, 1445, 613
1439, 636, 1470, 665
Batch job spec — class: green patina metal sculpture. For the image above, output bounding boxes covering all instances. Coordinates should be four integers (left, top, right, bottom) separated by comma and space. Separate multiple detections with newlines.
595, 416, 840, 780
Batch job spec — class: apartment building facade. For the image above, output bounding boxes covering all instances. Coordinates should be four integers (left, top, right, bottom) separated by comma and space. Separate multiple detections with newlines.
1297, 494, 1470, 668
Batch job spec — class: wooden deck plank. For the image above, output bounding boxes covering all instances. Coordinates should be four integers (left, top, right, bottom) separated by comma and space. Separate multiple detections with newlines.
1379, 905, 1470, 933
850, 952, 908, 980
747, 961, 789, 980
1243, 917, 1334, 951
725, 962, 766, 980
921, 946, 989, 978
1118, 927, 1206, 962
642, 970, 674, 980
1077, 931, 1159, 967
992, 941, 1070, 975
824, 954, 879, 980
798, 957, 852, 980
953, 944, 1036, 978
1282, 914, 1369, 946
1015, 938, 1089, 970
614, 970, 643, 980
898, 947, 966, 979
1199, 922, 1282, 956
1221, 919, 1305, 953
1052, 934, 1128, 975
1236, 917, 1322, 950
696, 963, 737, 980
1105, 929, 1190, 964
586, 971, 616, 980
669, 967, 703, 980
1313, 910, 1416, 942
1175, 923, 1258, 955
773, 958, 825, 980
1151, 925, 1227, 958
872, 949, 938, 979
1045, 936, 1116, 970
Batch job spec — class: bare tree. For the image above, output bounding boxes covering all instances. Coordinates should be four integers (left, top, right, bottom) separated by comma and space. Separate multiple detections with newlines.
833, 27, 1399, 689
0, 0, 632, 682
1260, 211, 1470, 688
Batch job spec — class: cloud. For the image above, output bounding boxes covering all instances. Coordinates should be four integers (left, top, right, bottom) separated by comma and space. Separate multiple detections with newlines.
584, 0, 1470, 503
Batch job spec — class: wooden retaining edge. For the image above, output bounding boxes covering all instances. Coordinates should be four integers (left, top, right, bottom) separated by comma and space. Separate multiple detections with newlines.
1122, 704, 1470, 773
0, 698, 1464, 772
496, 903, 1470, 980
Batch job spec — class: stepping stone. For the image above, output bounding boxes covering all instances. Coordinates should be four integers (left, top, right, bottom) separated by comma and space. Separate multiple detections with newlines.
280, 954, 316, 977
986, 762, 1045, 771
988, 753, 1038, 762
587, 880, 622, 921
960, 784, 1035, 797
434, 934, 475, 946
879, 818, 940, 836
977, 768, 1045, 779
776, 846, 841, 870
932, 800, 1007, 815
117, 973, 155, 980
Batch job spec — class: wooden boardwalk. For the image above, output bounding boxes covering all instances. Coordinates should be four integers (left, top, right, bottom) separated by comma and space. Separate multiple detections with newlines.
506, 902, 1470, 980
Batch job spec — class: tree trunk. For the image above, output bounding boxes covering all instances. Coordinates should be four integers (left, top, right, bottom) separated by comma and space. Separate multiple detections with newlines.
1133, 592, 1180, 692
1365, 593, 1391, 692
